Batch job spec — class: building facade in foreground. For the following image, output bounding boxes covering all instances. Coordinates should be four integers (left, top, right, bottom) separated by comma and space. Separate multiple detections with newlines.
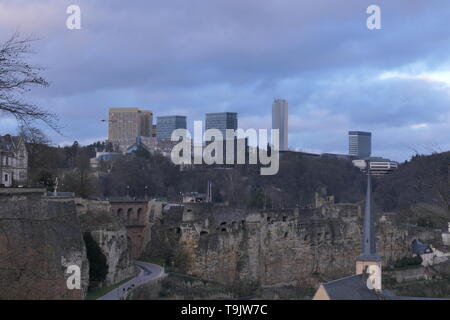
0, 134, 28, 187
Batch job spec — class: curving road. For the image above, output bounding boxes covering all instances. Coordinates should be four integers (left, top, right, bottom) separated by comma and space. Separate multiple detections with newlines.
97, 261, 165, 300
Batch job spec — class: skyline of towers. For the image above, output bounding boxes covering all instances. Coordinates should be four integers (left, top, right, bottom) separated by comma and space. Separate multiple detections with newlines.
348, 131, 372, 158
106, 105, 375, 159
272, 99, 288, 151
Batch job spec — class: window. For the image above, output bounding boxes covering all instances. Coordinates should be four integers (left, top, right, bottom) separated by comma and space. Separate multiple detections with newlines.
4, 174, 8, 182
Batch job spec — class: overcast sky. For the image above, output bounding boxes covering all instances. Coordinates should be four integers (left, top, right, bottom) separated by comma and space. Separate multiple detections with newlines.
1, 0, 450, 161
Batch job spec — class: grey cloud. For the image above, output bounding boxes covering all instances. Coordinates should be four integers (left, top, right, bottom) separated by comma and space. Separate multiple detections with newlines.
0, 0, 450, 161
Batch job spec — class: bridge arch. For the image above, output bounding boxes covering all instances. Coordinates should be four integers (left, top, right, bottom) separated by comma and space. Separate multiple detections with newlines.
127, 208, 134, 224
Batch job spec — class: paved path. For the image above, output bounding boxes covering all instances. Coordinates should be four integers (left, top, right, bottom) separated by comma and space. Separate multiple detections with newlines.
97, 261, 165, 300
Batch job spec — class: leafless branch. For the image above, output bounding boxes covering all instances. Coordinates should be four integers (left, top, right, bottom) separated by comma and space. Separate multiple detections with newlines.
0, 32, 59, 132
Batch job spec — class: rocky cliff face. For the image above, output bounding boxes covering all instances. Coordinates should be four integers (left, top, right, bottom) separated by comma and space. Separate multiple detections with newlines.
0, 189, 89, 299
146, 202, 435, 288
0, 190, 136, 300
77, 199, 136, 286
90, 229, 135, 285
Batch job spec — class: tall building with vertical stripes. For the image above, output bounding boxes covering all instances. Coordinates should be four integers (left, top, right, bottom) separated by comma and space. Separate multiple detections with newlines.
156, 115, 187, 139
272, 99, 288, 151
108, 107, 153, 141
348, 131, 371, 158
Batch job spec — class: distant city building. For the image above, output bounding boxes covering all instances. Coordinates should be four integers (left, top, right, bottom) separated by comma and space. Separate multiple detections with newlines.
151, 124, 157, 137
106, 135, 186, 160
182, 192, 207, 203
89, 151, 122, 169
126, 136, 152, 154
272, 99, 288, 151
321, 153, 355, 160
205, 112, 238, 139
156, 115, 187, 139
348, 131, 371, 158
0, 134, 28, 187
352, 157, 398, 175
108, 107, 153, 141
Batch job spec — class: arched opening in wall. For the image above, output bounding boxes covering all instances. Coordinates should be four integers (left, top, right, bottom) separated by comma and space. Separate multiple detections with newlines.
137, 208, 143, 224
117, 208, 123, 221
127, 208, 134, 224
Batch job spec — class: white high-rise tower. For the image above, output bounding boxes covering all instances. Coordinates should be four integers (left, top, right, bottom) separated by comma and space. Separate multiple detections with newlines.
272, 99, 288, 151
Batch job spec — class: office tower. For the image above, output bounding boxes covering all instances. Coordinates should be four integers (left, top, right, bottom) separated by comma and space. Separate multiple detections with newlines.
108, 108, 153, 140
205, 112, 238, 139
151, 124, 157, 137
156, 116, 187, 139
272, 99, 288, 151
348, 131, 372, 158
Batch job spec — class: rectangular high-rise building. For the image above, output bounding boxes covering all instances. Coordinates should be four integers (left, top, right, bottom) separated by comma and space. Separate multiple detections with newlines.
349, 131, 372, 158
205, 112, 238, 139
272, 99, 288, 151
108, 108, 153, 141
156, 115, 187, 139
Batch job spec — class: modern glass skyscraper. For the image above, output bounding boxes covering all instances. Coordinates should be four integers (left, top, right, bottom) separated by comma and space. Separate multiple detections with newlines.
272, 99, 288, 151
156, 116, 187, 139
348, 131, 372, 158
205, 112, 238, 139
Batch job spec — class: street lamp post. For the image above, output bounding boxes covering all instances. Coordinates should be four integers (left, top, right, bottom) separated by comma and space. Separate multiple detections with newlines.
144, 186, 148, 200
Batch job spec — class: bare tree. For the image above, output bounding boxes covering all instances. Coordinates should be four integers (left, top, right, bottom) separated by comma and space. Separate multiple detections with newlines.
0, 32, 58, 130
